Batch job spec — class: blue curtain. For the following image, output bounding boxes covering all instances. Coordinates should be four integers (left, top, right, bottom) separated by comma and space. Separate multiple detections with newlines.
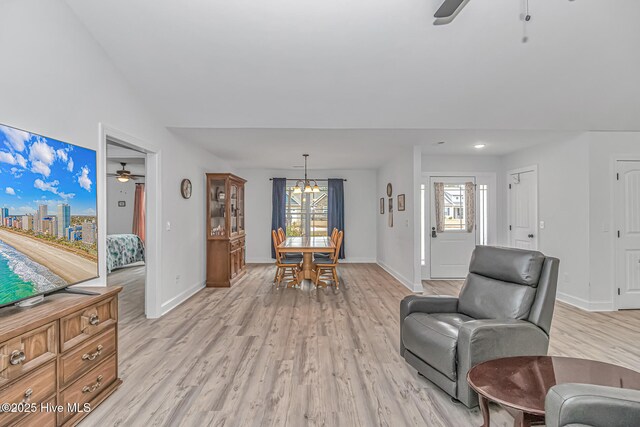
271, 178, 287, 259
328, 178, 345, 259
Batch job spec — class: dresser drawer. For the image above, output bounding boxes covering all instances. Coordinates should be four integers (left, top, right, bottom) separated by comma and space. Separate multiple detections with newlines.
59, 355, 117, 424
12, 397, 56, 427
0, 322, 57, 388
60, 297, 117, 352
0, 361, 56, 426
59, 326, 116, 388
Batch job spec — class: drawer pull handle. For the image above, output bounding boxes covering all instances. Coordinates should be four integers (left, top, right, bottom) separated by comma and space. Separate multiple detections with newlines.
10, 350, 26, 366
82, 345, 104, 361
21, 388, 33, 404
89, 314, 100, 326
82, 375, 104, 394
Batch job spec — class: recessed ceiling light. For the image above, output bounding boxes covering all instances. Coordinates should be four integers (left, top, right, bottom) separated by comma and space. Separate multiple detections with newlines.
474, 144, 486, 149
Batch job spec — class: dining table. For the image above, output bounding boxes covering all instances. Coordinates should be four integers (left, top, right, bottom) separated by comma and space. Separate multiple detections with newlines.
278, 236, 335, 285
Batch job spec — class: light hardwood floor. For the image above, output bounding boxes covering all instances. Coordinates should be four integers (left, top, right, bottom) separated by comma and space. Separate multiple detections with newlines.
86, 264, 640, 427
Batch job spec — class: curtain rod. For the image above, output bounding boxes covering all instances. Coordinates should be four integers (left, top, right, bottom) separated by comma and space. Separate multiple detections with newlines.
269, 178, 347, 182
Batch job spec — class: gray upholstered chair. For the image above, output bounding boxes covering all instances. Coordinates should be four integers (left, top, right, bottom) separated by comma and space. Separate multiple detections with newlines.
546, 384, 640, 427
400, 245, 559, 408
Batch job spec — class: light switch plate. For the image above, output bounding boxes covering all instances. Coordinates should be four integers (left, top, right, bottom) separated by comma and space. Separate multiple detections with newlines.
539, 221, 545, 229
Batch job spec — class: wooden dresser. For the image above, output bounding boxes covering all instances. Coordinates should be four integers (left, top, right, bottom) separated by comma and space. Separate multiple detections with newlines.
0, 287, 122, 427
206, 173, 247, 287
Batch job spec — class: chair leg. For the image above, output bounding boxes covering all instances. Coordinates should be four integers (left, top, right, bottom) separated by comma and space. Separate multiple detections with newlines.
333, 268, 339, 288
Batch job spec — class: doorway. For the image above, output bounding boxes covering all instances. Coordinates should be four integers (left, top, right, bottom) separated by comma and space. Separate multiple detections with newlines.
106, 141, 146, 318
429, 176, 477, 279
99, 124, 161, 318
615, 160, 640, 310
421, 173, 496, 280
508, 166, 538, 250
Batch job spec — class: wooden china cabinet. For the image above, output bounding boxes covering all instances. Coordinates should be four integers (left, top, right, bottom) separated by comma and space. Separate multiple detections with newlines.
206, 173, 247, 287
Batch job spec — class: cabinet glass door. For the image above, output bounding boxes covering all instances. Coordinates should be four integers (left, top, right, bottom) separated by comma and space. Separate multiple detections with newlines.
230, 184, 238, 234
209, 178, 226, 237
238, 186, 244, 233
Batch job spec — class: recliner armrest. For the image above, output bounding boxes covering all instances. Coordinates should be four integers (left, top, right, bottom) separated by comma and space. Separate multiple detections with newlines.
546, 384, 640, 427
456, 319, 550, 407
399, 295, 458, 357
400, 295, 459, 319
458, 319, 549, 365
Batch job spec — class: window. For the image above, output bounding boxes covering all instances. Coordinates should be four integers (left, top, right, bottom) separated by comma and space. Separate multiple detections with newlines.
285, 183, 328, 237
443, 184, 467, 231
478, 184, 488, 245
421, 184, 425, 266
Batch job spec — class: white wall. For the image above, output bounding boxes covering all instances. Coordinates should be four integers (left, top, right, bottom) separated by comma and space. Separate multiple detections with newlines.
238, 168, 377, 263
501, 135, 592, 306
422, 155, 502, 174
377, 147, 421, 291
107, 178, 135, 234
0, 0, 234, 316
588, 132, 640, 310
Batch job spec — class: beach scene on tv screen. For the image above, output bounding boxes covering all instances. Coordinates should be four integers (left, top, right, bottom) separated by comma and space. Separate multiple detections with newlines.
0, 124, 98, 306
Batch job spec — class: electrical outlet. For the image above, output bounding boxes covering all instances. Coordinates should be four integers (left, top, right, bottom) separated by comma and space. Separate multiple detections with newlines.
166, 221, 171, 231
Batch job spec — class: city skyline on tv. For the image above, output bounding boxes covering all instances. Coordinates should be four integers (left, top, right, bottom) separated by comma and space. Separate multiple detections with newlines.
0, 124, 96, 216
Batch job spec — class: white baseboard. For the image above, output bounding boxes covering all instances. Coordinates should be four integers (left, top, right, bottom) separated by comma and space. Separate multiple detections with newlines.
161, 281, 205, 316
557, 292, 614, 312
377, 260, 423, 293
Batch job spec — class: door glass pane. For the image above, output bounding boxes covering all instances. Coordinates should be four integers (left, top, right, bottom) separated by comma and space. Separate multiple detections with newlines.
285, 184, 328, 237
209, 178, 226, 236
444, 184, 466, 231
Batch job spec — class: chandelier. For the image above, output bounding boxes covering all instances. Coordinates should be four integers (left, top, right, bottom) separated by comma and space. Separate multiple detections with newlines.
293, 154, 320, 194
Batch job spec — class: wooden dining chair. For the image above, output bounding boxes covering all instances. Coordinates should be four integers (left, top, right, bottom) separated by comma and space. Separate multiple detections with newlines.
314, 228, 339, 262
314, 230, 344, 288
272, 230, 301, 288
278, 227, 303, 261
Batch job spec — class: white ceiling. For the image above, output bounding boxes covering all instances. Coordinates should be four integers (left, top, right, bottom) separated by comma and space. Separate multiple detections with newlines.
170, 128, 580, 169
66, 0, 640, 132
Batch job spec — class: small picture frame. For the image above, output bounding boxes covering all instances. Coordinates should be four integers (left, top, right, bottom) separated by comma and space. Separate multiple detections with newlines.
380, 198, 385, 214
398, 194, 406, 211
388, 198, 393, 227
118, 201, 126, 208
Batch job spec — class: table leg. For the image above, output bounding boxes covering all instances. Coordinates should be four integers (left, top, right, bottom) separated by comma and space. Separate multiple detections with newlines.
479, 396, 490, 427
302, 252, 314, 280
513, 412, 544, 427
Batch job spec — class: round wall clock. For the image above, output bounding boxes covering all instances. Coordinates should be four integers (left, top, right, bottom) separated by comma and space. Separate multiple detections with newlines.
180, 179, 192, 199
386, 183, 393, 197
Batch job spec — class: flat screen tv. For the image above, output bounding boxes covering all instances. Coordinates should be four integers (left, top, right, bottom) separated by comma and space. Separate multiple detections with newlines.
0, 123, 98, 308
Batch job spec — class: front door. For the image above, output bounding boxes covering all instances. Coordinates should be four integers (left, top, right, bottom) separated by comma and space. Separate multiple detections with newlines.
430, 177, 477, 279
616, 160, 640, 310
509, 169, 538, 250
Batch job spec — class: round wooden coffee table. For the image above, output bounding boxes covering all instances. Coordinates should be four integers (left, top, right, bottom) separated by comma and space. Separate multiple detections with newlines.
467, 356, 640, 427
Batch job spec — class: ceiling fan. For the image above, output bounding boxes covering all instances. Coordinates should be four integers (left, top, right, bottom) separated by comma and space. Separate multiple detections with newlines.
108, 162, 145, 182
433, 0, 471, 25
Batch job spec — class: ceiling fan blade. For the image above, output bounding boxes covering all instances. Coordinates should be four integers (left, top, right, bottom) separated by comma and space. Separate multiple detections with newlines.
434, 0, 467, 18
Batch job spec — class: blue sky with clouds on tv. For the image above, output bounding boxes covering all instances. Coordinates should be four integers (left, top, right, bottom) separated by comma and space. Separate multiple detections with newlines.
0, 124, 96, 216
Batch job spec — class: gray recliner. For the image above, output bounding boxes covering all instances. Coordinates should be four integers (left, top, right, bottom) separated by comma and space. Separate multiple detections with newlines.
546, 384, 640, 427
400, 245, 560, 408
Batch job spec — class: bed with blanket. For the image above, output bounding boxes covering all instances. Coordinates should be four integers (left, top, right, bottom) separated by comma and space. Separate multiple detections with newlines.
106, 234, 145, 273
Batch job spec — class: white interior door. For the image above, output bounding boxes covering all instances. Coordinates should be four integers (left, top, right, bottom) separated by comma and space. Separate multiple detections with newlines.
430, 177, 476, 279
508, 169, 538, 250
615, 161, 640, 310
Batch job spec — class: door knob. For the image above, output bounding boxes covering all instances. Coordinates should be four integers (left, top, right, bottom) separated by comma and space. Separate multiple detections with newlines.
528, 234, 535, 238
432, 227, 437, 238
